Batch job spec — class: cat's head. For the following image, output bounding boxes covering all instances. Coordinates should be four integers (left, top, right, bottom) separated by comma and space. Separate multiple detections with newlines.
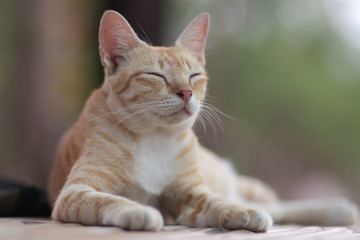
98, 11, 209, 133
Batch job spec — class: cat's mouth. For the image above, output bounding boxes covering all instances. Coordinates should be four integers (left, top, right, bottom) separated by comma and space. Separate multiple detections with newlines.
174, 108, 192, 117
153, 106, 193, 123
165, 108, 191, 117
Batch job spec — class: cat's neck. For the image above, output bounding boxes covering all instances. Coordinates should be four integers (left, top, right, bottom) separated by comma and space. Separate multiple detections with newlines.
153, 125, 191, 138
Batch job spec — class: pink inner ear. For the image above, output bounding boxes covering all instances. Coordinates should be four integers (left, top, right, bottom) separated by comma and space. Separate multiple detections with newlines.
99, 10, 143, 69
176, 13, 210, 66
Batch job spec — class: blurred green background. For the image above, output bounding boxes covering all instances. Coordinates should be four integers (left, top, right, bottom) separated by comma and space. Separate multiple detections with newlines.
0, 0, 359, 204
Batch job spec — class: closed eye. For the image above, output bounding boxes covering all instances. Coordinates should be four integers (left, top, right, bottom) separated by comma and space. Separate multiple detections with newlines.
189, 73, 204, 85
142, 72, 168, 84
190, 73, 202, 78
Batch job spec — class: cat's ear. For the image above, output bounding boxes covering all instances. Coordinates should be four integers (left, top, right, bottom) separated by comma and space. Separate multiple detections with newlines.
99, 10, 145, 70
176, 13, 210, 66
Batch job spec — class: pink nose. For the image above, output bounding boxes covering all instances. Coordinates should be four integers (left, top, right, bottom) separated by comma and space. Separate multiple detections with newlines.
177, 90, 193, 102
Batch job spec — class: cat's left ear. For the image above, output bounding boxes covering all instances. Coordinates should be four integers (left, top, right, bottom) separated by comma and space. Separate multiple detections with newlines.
176, 13, 210, 66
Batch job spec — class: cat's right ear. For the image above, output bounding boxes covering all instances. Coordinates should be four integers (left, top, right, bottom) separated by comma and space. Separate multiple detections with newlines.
99, 10, 145, 71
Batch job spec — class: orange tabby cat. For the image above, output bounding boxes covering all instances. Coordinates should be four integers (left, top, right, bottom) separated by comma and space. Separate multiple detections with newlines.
48, 10, 358, 232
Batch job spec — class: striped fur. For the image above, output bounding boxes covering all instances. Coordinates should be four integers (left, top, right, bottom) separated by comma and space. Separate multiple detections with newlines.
47, 11, 358, 232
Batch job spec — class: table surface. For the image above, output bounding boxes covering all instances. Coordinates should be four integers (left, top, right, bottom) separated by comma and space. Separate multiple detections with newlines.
1, 218, 360, 240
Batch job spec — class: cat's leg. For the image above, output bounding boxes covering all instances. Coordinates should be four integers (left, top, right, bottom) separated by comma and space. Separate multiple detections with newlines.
197, 145, 358, 226
197, 146, 278, 204
234, 181, 358, 226
51, 158, 163, 231
236, 175, 279, 204
164, 175, 273, 232
232, 176, 358, 226
229, 165, 358, 225
52, 184, 163, 230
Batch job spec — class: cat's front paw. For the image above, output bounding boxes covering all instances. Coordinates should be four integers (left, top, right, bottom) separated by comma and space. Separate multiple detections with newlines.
103, 206, 164, 231
219, 206, 272, 232
246, 209, 273, 232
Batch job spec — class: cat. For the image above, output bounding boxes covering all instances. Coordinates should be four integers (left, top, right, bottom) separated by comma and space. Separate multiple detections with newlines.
47, 10, 359, 232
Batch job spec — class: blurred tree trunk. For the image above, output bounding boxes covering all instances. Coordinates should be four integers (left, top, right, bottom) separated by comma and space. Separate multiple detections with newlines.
3, 0, 98, 188
1, 0, 164, 189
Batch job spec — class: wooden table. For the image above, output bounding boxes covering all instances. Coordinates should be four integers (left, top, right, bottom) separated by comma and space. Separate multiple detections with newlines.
1, 218, 359, 240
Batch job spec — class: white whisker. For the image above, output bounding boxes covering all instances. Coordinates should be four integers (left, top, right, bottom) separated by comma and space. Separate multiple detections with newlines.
198, 108, 218, 138
111, 102, 158, 130
195, 98, 236, 137
194, 112, 207, 134
202, 102, 236, 120
136, 22, 152, 45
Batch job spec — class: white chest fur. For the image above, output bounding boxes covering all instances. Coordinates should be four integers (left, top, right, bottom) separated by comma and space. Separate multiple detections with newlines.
133, 132, 179, 195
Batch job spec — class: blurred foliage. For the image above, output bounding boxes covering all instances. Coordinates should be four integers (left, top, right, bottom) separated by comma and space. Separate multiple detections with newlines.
167, 0, 360, 183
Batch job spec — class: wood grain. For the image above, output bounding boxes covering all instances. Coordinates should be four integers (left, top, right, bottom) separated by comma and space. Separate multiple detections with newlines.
0, 218, 359, 240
